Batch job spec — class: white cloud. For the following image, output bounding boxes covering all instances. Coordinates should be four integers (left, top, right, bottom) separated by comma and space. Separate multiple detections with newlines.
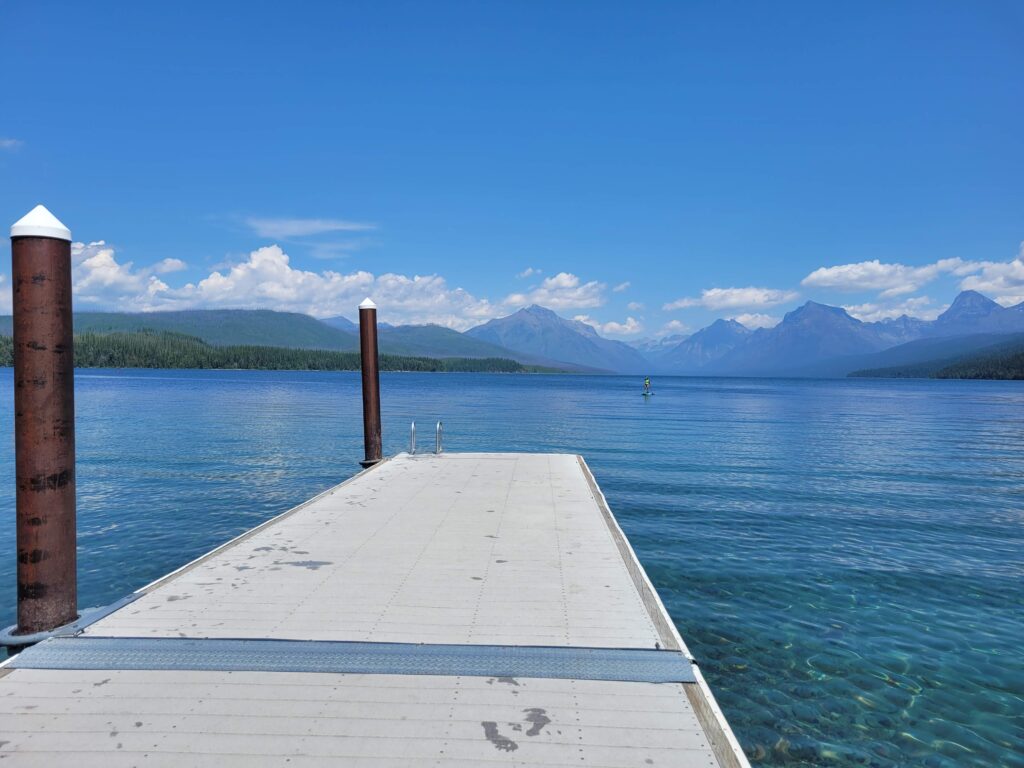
803, 245, 1024, 308
154, 258, 187, 274
657, 320, 689, 336
613, 281, 630, 292
843, 296, 946, 322
958, 244, 1024, 306
308, 241, 370, 260
504, 272, 605, 310
71, 241, 172, 310
801, 258, 975, 298
0, 138, 23, 150
729, 313, 780, 329
159, 245, 374, 316
664, 286, 799, 311
245, 217, 375, 238
155, 246, 503, 328
627, 301, 644, 311
600, 316, 643, 337
21, 242, 503, 330
0, 275, 9, 314
36, 243, 612, 330
517, 267, 541, 278
573, 314, 644, 338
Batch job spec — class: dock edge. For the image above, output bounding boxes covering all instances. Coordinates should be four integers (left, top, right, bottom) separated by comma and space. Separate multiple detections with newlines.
576, 455, 751, 768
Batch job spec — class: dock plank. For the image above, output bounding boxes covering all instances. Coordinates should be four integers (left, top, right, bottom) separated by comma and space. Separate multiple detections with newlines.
84, 454, 660, 648
0, 453, 746, 767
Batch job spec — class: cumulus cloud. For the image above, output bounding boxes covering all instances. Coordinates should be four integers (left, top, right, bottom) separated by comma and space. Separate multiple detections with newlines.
729, 313, 780, 329
600, 317, 643, 337
158, 245, 373, 315
517, 267, 541, 278
245, 217, 375, 238
801, 258, 975, 298
613, 281, 630, 292
151, 245, 500, 328
657, 319, 689, 336
958, 243, 1024, 306
12, 241, 615, 330
573, 314, 644, 338
71, 241, 172, 310
504, 272, 605, 310
627, 301, 644, 311
802, 246, 1024, 306
154, 258, 187, 274
843, 296, 946, 322
664, 286, 799, 311
0, 138, 24, 151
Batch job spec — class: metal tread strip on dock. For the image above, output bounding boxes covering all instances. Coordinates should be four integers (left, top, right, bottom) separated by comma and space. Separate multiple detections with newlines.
9, 636, 697, 684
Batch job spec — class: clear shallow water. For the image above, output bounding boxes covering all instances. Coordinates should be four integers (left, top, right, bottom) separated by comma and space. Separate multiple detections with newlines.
0, 369, 1021, 767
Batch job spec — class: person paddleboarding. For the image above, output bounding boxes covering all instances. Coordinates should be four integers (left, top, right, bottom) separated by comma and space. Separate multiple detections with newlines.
643, 376, 652, 396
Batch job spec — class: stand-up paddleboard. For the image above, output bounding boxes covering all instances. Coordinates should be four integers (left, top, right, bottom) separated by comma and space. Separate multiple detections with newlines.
642, 391, 654, 397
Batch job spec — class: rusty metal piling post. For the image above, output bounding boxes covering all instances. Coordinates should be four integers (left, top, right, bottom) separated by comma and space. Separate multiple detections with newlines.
358, 298, 382, 467
10, 205, 77, 636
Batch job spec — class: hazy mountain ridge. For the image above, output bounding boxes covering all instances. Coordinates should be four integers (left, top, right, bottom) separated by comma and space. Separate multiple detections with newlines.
929, 290, 1024, 336
849, 333, 1024, 379
0, 311, 547, 365
793, 332, 1024, 378
708, 302, 894, 374
0, 310, 361, 351
3, 288, 1021, 377
629, 334, 689, 356
466, 305, 648, 373
671, 290, 1024, 376
377, 324, 571, 368
657, 319, 750, 371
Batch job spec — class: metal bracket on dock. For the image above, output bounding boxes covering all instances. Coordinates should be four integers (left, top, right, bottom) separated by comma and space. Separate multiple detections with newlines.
8, 636, 698, 684
0, 592, 143, 649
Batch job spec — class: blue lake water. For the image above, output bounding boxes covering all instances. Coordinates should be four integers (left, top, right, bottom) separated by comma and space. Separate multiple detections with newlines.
0, 369, 1021, 766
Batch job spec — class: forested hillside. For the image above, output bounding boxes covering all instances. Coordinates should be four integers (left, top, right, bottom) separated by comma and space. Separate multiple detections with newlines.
0, 310, 358, 351
0, 332, 536, 373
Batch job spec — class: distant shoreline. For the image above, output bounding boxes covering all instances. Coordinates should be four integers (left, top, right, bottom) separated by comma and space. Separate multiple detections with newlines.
0, 331, 560, 375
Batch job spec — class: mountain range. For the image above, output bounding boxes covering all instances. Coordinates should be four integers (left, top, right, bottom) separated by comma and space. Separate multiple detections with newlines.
466, 305, 647, 372
2, 289, 1023, 377
635, 290, 1024, 377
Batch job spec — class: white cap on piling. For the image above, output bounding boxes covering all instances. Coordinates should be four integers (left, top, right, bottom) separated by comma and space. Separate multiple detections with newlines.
359, 297, 377, 310
11, 204, 72, 241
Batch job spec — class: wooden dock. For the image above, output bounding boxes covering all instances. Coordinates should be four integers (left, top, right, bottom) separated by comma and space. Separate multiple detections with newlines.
0, 452, 749, 767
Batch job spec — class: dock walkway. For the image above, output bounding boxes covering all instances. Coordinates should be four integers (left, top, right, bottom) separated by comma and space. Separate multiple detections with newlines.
1, 453, 748, 767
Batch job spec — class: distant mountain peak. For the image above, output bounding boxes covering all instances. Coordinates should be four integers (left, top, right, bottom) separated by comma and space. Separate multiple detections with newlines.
521, 304, 558, 317
929, 290, 1015, 336
952, 289, 991, 302
710, 318, 749, 331
698, 318, 752, 341
787, 300, 858, 322
939, 290, 1001, 319
467, 305, 646, 372
656, 315, 751, 371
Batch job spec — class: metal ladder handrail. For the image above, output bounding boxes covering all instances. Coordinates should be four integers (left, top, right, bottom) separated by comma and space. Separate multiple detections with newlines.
408, 420, 443, 455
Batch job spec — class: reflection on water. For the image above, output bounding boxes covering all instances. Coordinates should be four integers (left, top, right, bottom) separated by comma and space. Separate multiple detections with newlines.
0, 369, 1021, 767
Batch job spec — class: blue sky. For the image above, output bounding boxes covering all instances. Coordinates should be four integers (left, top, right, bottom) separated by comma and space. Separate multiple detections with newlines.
1, 1, 1022, 336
